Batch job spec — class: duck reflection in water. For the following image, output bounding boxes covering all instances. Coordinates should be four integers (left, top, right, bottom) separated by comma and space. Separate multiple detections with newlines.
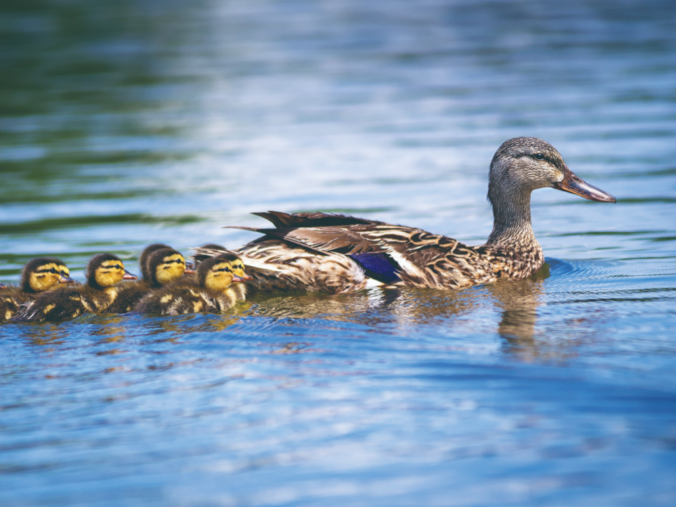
250, 264, 562, 361
487, 266, 547, 361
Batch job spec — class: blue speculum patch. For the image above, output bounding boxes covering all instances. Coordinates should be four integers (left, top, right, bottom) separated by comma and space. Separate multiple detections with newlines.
349, 252, 401, 284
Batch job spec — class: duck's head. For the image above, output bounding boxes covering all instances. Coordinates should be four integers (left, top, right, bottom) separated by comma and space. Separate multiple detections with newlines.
139, 243, 171, 281
198, 253, 252, 292
87, 253, 137, 289
21, 257, 74, 293
147, 248, 192, 287
488, 137, 616, 207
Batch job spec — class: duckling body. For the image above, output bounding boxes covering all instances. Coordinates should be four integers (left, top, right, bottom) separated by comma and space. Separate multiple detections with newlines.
12, 254, 136, 322
107, 247, 189, 313
229, 138, 616, 293
1, 258, 73, 321
135, 253, 249, 316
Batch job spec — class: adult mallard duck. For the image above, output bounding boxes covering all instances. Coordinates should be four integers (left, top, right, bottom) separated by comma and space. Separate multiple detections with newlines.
228, 137, 616, 294
106, 246, 193, 313
134, 252, 251, 316
1, 257, 74, 321
12, 253, 137, 322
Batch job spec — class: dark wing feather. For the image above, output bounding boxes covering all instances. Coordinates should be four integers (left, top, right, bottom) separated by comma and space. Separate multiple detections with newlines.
231, 226, 386, 255
252, 211, 381, 228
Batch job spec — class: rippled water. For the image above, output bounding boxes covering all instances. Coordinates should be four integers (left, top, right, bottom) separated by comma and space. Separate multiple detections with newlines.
1, 0, 676, 505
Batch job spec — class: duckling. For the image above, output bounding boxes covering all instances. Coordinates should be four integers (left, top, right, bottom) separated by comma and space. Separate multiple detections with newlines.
135, 253, 251, 316
106, 246, 192, 313
1, 257, 74, 321
191, 243, 248, 301
139, 243, 170, 280
12, 253, 137, 323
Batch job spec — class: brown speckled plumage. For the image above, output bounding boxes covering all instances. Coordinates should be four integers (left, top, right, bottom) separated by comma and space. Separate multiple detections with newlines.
230, 138, 615, 293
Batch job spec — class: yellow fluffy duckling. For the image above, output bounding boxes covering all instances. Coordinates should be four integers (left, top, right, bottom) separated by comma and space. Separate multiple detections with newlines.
192, 244, 249, 301
135, 253, 251, 316
12, 253, 137, 323
107, 246, 194, 313
1, 257, 74, 322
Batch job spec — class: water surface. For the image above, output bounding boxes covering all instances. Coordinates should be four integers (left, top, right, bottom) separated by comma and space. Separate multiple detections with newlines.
1, 0, 676, 505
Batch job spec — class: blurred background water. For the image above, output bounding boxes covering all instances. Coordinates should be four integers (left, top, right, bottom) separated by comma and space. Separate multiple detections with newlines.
1, 0, 676, 505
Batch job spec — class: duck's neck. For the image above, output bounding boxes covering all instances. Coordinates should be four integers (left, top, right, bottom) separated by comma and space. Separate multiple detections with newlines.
485, 189, 540, 253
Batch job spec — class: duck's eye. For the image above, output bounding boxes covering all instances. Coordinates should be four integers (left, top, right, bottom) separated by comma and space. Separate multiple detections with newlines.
533, 153, 545, 160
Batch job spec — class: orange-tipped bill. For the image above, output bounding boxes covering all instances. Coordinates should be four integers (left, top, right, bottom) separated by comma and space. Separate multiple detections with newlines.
123, 270, 138, 280
232, 274, 253, 283
553, 166, 616, 203
184, 267, 197, 275
59, 275, 75, 284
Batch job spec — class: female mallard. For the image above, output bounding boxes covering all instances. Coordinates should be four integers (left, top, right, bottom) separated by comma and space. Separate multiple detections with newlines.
134, 252, 251, 316
1, 258, 74, 321
106, 246, 193, 313
228, 137, 616, 293
12, 253, 137, 322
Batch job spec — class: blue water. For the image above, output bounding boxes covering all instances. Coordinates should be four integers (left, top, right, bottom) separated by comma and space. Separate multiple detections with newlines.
1, 0, 676, 505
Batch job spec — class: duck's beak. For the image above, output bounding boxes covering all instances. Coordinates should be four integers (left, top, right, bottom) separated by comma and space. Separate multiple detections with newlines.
232, 274, 253, 283
123, 270, 138, 280
0, 284, 6, 289
184, 267, 197, 275
59, 275, 75, 284
553, 165, 616, 203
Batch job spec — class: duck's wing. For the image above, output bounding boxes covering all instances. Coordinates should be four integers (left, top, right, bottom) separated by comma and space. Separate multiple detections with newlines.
232, 211, 490, 288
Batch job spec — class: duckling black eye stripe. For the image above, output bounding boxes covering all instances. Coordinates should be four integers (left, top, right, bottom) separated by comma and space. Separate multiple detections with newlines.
163, 259, 184, 265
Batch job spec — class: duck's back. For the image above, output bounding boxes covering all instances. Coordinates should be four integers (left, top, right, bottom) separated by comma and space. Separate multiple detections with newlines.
235, 211, 544, 290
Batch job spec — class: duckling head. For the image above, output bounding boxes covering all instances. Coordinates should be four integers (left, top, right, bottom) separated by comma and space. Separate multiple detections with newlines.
87, 253, 138, 289
147, 248, 189, 287
229, 256, 253, 283
21, 257, 74, 293
139, 243, 171, 281
489, 137, 616, 208
198, 253, 250, 292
